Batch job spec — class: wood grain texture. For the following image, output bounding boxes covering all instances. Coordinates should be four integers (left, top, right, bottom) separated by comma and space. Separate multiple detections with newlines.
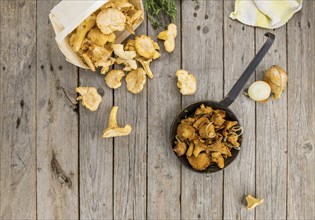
113, 18, 147, 220
287, 2, 315, 219
181, 1, 224, 219
147, 1, 181, 218
255, 28, 288, 219
79, 69, 113, 218
36, 0, 79, 218
223, 1, 256, 219
0, 0, 37, 219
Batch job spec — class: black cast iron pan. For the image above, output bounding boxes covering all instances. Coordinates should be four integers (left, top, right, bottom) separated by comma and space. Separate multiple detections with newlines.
170, 32, 275, 173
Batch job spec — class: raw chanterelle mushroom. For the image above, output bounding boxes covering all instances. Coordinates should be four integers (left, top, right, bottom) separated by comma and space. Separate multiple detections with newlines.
176, 69, 197, 95
104, 69, 125, 89
157, 23, 177, 53
76, 87, 102, 111
102, 106, 132, 138
245, 195, 264, 209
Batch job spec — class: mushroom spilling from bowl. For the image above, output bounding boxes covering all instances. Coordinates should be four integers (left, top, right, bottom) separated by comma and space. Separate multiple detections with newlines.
172, 104, 243, 171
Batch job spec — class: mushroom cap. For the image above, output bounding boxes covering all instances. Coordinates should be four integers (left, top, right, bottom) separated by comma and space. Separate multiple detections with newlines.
176, 123, 195, 141
187, 153, 211, 171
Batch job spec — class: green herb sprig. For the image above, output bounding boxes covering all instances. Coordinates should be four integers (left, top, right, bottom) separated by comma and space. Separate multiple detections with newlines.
144, 0, 177, 29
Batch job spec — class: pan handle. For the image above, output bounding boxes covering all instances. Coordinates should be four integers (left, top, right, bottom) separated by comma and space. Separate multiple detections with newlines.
220, 32, 275, 107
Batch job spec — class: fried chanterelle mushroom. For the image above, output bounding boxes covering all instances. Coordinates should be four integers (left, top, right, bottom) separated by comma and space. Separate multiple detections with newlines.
125, 68, 146, 94
102, 106, 132, 138
176, 69, 197, 95
104, 69, 125, 89
172, 104, 243, 171
76, 87, 102, 111
245, 195, 264, 209
157, 23, 177, 53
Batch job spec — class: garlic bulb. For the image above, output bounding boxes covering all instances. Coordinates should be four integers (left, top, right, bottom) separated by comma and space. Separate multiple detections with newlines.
264, 65, 288, 99
248, 81, 271, 102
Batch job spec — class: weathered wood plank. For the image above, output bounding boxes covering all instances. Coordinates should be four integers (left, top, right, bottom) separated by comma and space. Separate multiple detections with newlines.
181, 0, 224, 219
147, 0, 181, 218
79, 51, 113, 219
287, 2, 315, 219
113, 17, 148, 220
223, 1, 256, 219
0, 0, 37, 219
255, 27, 287, 219
36, 0, 79, 219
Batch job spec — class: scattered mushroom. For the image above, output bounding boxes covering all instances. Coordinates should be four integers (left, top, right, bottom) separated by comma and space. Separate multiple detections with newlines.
113, 44, 138, 71
245, 195, 264, 209
135, 35, 160, 59
176, 69, 197, 95
76, 87, 102, 111
248, 81, 271, 102
125, 68, 147, 94
102, 106, 132, 138
157, 23, 177, 52
104, 69, 125, 89
136, 57, 154, 78
264, 65, 288, 99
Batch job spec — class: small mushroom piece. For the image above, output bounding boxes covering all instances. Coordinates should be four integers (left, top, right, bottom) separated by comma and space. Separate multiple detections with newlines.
96, 8, 126, 34
69, 14, 96, 52
181, 117, 195, 125
112, 44, 137, 60
222, 121, 238, 136
104, 70, 125, 89
176, 123, 195, 141
173, 141, 187, 156
195, 104, 213, 115
186, 142, 195, 157
227, 133, 240, 147
245, 195, 264, 209
124, 39, 136, 51
264, 65, 288, 99
176, 70, 197, 95
95, 57, 116, 74
125, 68, 146, 94
211, 152, 225, 168
136, 57, 154, 79
211, 110, 226, 126
81, 53, 96, 71
125, 9, 144, 34
89, 44, 113, 61
102, 106, 132, 138
157, 23, 177, 52
135, 35, 160, 59
76, 87, 102, 111
87, 27, 116, 46
199, 123, 216, 139
113, 44, 138, 71
187, 153, 211, 171
193, 116, 210, 129
193, 139, 207, 157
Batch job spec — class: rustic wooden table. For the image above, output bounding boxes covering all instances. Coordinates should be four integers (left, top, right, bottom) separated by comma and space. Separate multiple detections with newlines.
1, 0, 314, 219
